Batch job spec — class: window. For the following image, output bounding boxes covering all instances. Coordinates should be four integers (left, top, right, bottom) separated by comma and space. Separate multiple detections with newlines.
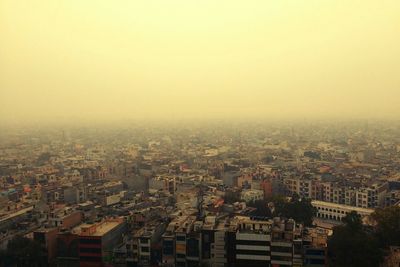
236, 249, 268, 255
236, 240, 269, 246
176, 236, 186, 241
80, 238, 101, 245
140, 238, 149, 243
308, 259, 326, 264
80, 247, 101, 254
80, 256, 101, 262
163, 240, 174, 255
140, 255, 149, 261
306, 249, 325, 256
187, 239, 199, 257
271, 246, 292, 253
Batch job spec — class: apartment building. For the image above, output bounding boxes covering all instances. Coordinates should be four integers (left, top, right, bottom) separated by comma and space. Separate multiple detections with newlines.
158, 214, 327, 267
235, 217, 271, 267
129, 221, 166, 267
284, 178, 316, 199
283, 178, 389, 209
355, 182, 388, 208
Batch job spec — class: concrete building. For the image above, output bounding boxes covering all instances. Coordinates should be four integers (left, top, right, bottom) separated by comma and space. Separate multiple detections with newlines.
56, 230, 80, 267
283, 178, 388, 210
240, 189, 264, 203
129, 221, 166, 267
48, 209, 82, 229
303, 247, 327, 267
235, 217, 271, 267
33, 227, 59, 265
355, 182, 388, 208
78, 217, 127, 267
312, 200, 374, 222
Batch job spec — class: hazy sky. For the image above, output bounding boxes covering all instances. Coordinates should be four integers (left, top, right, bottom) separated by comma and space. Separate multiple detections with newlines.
1, 0, 399, 123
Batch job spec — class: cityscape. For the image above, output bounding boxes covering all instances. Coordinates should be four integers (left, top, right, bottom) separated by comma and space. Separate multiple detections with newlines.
1, 1, 400, 267
1, 120, 400, 266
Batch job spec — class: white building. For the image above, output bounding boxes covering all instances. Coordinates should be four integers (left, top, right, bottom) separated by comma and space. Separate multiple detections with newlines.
235, 217, 271, 264
240, 189, 264, 203
312, 200, 374, 222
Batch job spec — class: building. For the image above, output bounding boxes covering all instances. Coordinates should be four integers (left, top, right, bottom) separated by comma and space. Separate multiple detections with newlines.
302, 227, 328, 267
234, 217, 271, 267
240, 189, 264, 203
303, 247, 327, 267
283, 178, 389, 210
0, 205, 34, 232
129, 221, 166, 267
33, 227, 59, 265
149, 176, 177, 195
233, 216, 305, 267
270, 217, 303, 267
260, 179, 273, 199
48, 208, 82, 229
355, 182, 388, 208
78, 217, 127, 267
63, 185, 88, 204
56, 230, 80, 267
312, 200, 374, 222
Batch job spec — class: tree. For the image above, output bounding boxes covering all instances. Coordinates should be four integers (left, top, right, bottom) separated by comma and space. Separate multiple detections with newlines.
224, 190, 241, 204
371, 206, 400, 248
328, 212, 383, 267
1, 235, 46, 267
0, 249, 12, 267
266, 195, 287, 215
248, 200, 272, 217
271, 194, 316, 226
287, 196, 316, 226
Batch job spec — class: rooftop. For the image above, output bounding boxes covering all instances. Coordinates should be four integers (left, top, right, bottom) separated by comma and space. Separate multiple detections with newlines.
0, 206, 33, 223
76, 218, 124, 237
93, 221, 121, 236
311, 200, 374, 214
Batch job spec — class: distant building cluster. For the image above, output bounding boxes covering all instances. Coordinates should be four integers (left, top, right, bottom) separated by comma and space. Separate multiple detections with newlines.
1, 121, 400, 266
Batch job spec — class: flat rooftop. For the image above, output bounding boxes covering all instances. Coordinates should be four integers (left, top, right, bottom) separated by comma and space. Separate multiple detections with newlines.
0, 206, 33, 222
76, 219, 124, 237
93, 221, 120, 236
311, 200, 374, 213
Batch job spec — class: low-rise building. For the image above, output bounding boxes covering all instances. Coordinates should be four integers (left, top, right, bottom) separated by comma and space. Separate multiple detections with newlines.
312, 200, 374, 222
77, 217, 127, 267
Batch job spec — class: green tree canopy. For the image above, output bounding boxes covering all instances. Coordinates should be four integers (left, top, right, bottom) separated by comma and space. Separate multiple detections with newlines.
328, 211, 383, 267
223, 190, 241, 204
247, 199, 272, 218
272, 194, 317, 226
1, 235, 46, 267
371, 206, 400, 248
